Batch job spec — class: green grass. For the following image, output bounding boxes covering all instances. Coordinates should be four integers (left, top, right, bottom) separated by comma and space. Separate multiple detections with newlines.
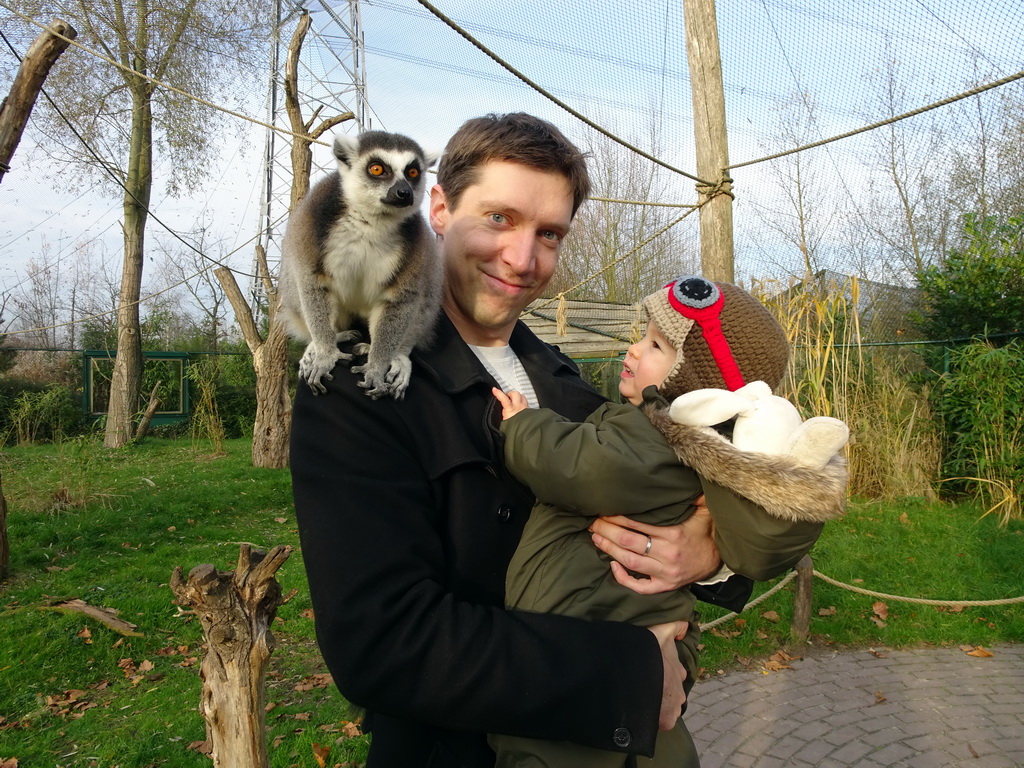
0, 438, 367, 767
1, 439, 1023, 766
695, 496, 1024, 675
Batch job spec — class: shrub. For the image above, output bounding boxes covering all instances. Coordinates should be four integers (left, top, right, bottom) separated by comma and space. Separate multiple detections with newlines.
4, 385, 84, 445
936, 339, 1023, 524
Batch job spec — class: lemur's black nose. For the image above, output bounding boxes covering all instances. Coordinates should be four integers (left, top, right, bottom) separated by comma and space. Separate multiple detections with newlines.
384, 180, 415, 207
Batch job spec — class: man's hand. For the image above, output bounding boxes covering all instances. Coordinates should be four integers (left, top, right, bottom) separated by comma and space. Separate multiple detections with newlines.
647, 620, 689, 730
589, 494, 720, 593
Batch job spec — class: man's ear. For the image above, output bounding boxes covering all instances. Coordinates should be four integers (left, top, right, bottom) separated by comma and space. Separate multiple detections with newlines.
428, 184, 448, 236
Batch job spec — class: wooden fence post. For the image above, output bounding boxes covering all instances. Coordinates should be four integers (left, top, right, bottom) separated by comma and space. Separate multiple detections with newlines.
683, 0, 734, 283
791, 554, 814, 641
170, 544, 292, 768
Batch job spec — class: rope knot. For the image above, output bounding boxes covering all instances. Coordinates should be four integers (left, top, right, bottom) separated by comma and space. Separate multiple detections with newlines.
695, 175, 735, 205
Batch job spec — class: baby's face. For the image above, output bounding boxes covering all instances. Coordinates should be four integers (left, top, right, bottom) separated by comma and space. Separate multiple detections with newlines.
619, 322, 677, 405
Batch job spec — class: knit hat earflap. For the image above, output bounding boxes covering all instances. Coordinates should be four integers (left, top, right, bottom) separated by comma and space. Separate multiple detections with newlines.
641, 275, 790, 399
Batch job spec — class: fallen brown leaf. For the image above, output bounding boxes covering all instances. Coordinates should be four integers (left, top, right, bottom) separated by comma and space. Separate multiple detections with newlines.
761, 610, 780, 623
186, 740, 212, 755
0, 757, 19, 767
77, 626, 93, 644
874, 691, 887, 704
43, 690, 97, 720
710, 627, 741, 639
965, 646, 994, 658
294, 673, 334, 692
312, 742, 330, 767
818, 606, 837, 616
340, 721, 362, 739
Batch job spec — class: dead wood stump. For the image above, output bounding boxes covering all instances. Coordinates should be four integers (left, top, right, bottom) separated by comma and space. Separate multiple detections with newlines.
170, 544, 292, 768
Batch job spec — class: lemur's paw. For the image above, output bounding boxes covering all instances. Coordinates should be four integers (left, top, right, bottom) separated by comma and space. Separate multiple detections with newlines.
354, 357, 410, 400
299, 345, 349, 395
335, 329, 363, 344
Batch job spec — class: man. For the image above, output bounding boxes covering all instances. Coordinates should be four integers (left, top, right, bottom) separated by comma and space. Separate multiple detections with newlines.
290, 113, 822, 767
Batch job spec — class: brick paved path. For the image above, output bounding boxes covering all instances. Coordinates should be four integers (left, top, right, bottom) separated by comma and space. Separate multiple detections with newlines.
686, 644, 1024, 768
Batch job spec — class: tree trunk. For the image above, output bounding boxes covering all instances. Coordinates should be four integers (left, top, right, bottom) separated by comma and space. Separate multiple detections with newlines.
683, 0, 734, 283
285, 11, 315, 210
133, 380, 162, 443
169, 544, 292, 768
104, 82, 153, 448
252, 320, 291, 468
284, 10, 353, 210
0, 19, 77, 184
215, 256, 291, 469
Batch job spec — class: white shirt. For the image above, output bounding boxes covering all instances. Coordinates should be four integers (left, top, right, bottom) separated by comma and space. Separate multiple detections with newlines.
468, 344, 538, 408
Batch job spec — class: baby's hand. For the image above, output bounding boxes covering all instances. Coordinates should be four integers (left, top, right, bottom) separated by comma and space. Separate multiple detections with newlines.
492, 387, 530, 420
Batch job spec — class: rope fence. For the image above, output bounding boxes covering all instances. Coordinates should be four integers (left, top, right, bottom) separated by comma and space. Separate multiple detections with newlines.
698, 555, 1024, 634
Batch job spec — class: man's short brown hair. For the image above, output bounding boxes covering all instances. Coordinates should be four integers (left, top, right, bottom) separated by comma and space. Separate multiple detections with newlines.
436, 113, 591, 217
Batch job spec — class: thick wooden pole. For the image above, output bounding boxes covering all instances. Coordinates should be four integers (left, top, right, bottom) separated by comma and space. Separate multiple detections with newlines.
0, 19, 77, 183
683, 0, 734, 283
791, 554, 814, 641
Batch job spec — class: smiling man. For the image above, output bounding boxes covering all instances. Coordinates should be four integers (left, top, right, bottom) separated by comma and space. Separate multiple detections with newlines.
290, 113, 730, 767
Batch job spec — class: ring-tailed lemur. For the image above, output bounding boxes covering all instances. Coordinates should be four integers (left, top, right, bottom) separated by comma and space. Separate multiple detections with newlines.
279, 131, 442, 399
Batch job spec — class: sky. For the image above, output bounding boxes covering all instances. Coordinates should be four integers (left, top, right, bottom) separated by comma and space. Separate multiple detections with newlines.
1, 0, 1021, 324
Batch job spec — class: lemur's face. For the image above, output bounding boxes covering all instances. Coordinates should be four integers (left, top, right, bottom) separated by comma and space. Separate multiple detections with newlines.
429, 160, 574, 346
343, 148, 430, 216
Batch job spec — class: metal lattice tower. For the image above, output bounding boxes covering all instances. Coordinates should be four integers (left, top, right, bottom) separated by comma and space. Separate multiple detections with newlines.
250, 0, 370, 322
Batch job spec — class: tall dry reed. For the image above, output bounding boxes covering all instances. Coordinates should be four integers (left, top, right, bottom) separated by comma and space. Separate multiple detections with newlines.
756, 276, 940, 500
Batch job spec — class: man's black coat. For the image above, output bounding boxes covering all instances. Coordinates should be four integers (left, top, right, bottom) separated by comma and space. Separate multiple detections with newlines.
291, 316, 672, 767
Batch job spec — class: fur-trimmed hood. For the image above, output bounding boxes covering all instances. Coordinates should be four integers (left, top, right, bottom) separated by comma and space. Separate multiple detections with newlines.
644, 404, 848, 524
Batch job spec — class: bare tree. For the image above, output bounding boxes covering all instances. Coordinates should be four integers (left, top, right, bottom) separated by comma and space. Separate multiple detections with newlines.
153, 229, 230, 352
7, 0, 271, 446
861, 55, 948, 281
214, 11, 352, 469
11, 256, 62, 347
748, 92, 836, 279
552, 132, 696, 303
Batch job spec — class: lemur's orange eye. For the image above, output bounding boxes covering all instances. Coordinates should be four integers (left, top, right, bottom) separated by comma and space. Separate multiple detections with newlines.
407, 167, 419, 179
368, 164, 385, 176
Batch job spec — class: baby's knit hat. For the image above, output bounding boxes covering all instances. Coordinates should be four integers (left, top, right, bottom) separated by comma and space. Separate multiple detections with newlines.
642, 275, 790, 399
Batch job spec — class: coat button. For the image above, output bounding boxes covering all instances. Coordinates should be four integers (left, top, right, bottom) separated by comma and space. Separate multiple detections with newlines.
612, 727, 632, 748
496, 504, 513, 523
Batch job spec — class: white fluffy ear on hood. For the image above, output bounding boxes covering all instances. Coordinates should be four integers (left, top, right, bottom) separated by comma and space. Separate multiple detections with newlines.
668, 388, 757, 427
669, 381, 849, 465
787, 417, 850, 470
